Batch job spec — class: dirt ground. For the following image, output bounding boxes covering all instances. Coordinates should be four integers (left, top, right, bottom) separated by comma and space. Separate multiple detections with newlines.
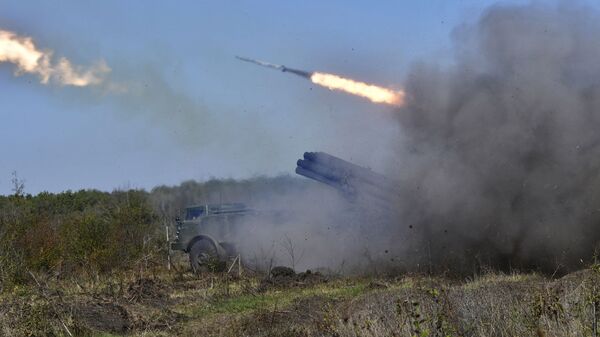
0, 265, 599, 337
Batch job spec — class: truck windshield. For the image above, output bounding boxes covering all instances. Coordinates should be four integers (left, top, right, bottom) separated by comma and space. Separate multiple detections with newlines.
185, 207, 205, 220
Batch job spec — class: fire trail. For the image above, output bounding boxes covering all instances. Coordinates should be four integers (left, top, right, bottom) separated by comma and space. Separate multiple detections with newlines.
236, 56, 405, 106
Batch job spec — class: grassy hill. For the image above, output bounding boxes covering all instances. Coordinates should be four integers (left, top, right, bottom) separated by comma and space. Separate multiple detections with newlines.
1, 265, 598, 336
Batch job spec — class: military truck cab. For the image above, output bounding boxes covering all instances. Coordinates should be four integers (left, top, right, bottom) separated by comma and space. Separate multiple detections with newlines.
171, 203, 253, 273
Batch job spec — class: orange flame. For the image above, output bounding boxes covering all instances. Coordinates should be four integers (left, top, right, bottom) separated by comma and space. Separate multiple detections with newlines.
0, 29, 109, 86
310, 72, 404, 106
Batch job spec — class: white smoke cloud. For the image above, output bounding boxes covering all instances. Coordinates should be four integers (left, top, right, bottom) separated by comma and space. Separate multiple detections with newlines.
0, 29, 109, 87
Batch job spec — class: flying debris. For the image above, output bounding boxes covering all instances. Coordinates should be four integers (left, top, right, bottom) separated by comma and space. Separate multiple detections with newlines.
235, 56, 311, 79
236, 55, 405, 106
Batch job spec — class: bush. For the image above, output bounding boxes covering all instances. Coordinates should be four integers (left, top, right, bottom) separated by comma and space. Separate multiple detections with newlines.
0, 189, 159, 289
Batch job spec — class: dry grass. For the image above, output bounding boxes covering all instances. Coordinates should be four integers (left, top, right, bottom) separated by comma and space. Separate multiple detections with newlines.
1, 266, 599, 337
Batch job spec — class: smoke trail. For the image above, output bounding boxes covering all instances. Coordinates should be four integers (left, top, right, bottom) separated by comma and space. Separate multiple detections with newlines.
389, 2, 600, 273
0, 29, 109, 86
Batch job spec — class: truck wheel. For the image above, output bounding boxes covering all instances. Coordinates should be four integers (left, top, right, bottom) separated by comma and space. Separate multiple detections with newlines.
189, 240, 224, 273
219, 242, 238, 258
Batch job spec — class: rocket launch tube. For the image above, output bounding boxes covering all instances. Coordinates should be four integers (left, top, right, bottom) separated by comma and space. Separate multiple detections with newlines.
296, 152, 401, 204
296, 159, 349, 185
297, 165, 394, 204
301, 152, 396, 193
295, 167, 356, 196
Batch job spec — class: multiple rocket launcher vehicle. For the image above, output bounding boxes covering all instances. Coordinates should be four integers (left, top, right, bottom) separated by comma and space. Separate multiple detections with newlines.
172, 151, 400, 273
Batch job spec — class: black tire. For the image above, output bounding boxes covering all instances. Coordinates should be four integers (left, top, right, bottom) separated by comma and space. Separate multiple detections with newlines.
189, 240, 223, 274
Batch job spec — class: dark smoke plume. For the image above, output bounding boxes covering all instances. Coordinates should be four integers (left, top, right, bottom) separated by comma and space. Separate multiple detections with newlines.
392, 2, 600, 274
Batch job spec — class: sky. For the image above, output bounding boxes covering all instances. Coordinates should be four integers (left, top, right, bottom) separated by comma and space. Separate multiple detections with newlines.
0, 0, 545, 194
